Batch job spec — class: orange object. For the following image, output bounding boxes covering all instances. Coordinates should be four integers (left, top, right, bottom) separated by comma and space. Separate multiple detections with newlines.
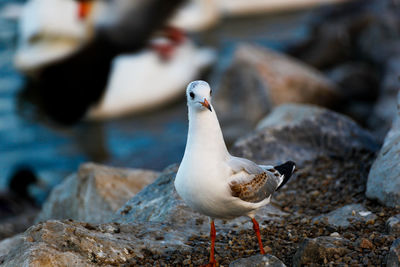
78, 1, 92, 19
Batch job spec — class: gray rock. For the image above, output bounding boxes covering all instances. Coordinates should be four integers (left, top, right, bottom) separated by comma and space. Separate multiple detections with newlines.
214, 44, 341, 143
232, 103, 379, 166
327, 62, 379, 101
387, 238, 400, 267
387, 215, 400, 236
229, 254, 286, 267
114, 164, 288, 235
36, 163, 159, 224
366, 93, 400, 207
369, 57, 400, 141
0, 220, 192, 266
293, 236, 351, 267
312, 204, 377, 228
358, 11, 400, 65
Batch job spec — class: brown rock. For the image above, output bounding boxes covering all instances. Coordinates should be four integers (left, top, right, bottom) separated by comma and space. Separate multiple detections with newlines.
0, 220, 191, 266
214, 44, 341, 143
360, 238, 374, 250
36, 163, 159, 224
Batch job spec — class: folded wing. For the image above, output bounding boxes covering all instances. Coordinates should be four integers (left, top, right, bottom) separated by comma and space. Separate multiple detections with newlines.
228, 156, 284, 203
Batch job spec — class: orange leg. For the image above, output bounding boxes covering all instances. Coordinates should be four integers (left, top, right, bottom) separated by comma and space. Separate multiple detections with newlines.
251, 218, 265, 254
202, 220, 217, 267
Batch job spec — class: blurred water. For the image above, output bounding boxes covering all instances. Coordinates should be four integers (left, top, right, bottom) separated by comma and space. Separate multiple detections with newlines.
0, 1, 313, 202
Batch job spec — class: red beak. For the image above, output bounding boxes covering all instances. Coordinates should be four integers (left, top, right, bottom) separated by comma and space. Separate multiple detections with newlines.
200, 98, 212, 112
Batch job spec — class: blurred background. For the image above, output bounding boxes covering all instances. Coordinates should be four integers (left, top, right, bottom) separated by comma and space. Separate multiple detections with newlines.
0, 0, 398, 239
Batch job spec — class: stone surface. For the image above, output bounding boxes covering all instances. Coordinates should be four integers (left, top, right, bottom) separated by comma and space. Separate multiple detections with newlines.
327, 62, 379, 102
359, 238, 374, 250
366, 93, 400, 207
0, 209, 38, 241
387, 238, 400, 267
229, 254, 286, 267
114, 164, 288, 234
36, 163, 159, 224
312, 204, 377, 228
292, 236, 351, 266
369, 57, 400, 141
357, 3, 400, 65
387, 215, 400, 236
214, 44, 341, 143
232, 103, 379, 166
0, 220, 191, 266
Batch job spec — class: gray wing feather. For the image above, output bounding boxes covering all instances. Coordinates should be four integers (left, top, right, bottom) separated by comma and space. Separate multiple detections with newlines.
228, 156, 265, 174
229, 167, 283, 203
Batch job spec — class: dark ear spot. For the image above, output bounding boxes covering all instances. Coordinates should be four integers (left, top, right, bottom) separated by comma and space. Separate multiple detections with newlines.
210, 89, 212, 96
189, 92, 195, 99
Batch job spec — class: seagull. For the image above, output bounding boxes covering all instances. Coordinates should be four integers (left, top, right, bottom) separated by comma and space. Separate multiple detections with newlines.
17, 0, 186, 124
174, 80, 296, 266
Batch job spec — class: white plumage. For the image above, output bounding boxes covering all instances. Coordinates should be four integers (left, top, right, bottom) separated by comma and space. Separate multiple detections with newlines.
174, 80, 296, 265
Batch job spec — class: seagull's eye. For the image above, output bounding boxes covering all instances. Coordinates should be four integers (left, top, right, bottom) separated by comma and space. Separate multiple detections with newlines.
210, 89, 212, 96
189, 92, 195, 99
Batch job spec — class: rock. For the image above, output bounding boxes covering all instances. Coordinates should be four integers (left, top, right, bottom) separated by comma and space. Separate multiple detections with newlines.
387, 238, 400, 267
229, 254, 286, 267
312, 204, 377, 228
214, 44, 341, 143
0, 209, 38, 241
232, 103, 379, 166
0, 220, 192, 266
366, 93, 400, 207
288, 1, 373, 69
325, 62, 379, 126
114, 164, 288, 234
358, 10, 400, 65
326, 62, 379, 101
36, 163, 159, 224
359, 238, 374, 250
0, 234, 23, 261
386, 215, 400, 235
368, 57, 400, 141
293, 236, 351, 266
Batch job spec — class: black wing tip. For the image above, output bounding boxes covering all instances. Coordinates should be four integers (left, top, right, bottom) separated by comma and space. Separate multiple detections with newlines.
275, 161, 296, 191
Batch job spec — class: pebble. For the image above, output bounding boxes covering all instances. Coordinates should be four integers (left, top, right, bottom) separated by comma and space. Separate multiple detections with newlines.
360, 239, 374, 250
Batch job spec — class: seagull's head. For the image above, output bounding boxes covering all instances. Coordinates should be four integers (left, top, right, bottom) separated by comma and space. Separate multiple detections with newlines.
186, 80, 213, 112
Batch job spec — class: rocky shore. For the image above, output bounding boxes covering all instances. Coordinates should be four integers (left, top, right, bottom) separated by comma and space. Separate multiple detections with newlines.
1, 0, 400, 266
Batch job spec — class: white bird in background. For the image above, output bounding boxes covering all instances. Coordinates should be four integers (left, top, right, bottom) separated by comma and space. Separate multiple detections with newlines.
175, 80, 296, 266
15, 0, 218, 124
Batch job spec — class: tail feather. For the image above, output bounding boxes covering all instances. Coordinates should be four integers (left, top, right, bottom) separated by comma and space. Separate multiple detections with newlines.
275, 161, 296, 191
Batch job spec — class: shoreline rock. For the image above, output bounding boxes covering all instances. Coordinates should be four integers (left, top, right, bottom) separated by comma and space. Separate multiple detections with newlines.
232, 103, 379, 166
36, 163, 159, 224
214, 44, 341, 143
366, 93, 400, 207
312, 204, 377, 228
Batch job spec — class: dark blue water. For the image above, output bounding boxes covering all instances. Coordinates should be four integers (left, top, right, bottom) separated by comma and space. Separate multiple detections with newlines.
0, 1, 312, 202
